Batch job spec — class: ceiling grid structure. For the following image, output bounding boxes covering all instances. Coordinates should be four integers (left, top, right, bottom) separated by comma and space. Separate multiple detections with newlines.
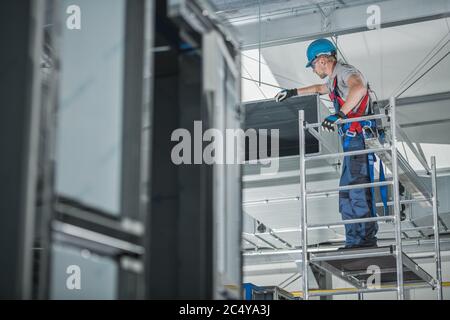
217, 1, 450, 259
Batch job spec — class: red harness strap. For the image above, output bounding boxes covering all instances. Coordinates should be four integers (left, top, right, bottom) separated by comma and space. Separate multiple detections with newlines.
328, 77, 369, 133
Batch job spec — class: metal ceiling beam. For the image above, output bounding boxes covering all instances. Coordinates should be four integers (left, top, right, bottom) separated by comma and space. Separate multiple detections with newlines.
232, 0, 450, 49
243, 236, 450, 266
378, 91, 450, 130
379, 90, 450, 108
401, 118, 450, 129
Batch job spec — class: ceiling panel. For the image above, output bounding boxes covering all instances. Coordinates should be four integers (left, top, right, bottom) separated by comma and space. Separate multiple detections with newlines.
261, 18, 450, 101
210, 0, 377, 24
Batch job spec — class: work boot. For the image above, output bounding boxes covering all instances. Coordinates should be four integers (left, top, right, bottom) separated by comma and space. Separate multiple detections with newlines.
355, 242, 378, 249
337, 245, 358, 250
337, 243, 378, 250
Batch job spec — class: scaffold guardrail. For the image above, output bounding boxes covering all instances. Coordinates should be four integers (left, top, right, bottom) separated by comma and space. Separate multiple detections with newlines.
296, 97, 443, 300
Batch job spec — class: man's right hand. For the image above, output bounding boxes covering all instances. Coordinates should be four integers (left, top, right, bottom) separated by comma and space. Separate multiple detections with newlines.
274, 89, 297, 102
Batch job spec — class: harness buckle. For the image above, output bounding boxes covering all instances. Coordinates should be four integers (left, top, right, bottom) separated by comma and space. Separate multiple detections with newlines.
345, 130, 357, 138
362, 125, 378, 141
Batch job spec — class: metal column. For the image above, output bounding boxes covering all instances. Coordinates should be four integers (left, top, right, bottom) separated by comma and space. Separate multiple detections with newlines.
298, 110, 309, 300
390, 97, 405, 300
0, 0, 45, 299
431, 156, 443, 300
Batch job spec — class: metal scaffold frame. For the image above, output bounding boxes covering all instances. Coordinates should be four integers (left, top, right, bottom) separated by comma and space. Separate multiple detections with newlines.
297, 97, 443, 300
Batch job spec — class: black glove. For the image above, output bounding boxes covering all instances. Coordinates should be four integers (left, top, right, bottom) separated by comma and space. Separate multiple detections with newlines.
321, 111, 346, 132
275, 89, 297, 102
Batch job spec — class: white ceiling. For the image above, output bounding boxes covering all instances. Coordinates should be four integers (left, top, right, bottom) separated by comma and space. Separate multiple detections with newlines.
242, 17, 450, 168
245, 17, 450, 101
241, 17, 450, 250
210, 0, 377, 24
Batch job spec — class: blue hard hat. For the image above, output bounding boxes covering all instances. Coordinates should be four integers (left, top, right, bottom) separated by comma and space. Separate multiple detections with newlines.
305, 38, 337, 68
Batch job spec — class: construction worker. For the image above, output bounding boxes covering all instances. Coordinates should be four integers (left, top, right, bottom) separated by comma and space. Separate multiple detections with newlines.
275, 38, 378, 249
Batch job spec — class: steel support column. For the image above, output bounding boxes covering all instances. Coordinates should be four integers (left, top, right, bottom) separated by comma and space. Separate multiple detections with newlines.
0, 0, 45, 299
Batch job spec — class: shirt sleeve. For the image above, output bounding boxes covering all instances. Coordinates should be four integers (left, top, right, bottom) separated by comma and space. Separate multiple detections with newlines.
339, 64, 367, 87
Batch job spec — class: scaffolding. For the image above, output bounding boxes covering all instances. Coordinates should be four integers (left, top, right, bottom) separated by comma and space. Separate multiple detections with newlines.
297, 97, 443, 300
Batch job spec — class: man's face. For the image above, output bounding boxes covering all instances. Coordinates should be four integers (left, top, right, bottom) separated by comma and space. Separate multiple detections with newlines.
312, 56, 328, 79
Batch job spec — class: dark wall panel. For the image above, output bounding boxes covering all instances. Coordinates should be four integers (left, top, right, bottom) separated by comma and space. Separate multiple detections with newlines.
0, 0, 43, 299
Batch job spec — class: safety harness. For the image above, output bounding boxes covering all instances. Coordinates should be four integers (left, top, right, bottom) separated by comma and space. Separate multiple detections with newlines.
329, 77, 388, 216
329, 77, 370, 136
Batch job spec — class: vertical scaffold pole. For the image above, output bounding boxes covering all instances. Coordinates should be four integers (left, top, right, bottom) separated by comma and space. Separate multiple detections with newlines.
431, 156, 443, 300
390, 97, 405, 300
298, 110, 309, 300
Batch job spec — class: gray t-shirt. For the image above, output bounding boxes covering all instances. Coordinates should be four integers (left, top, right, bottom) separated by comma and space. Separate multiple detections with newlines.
326, 61, 368, 112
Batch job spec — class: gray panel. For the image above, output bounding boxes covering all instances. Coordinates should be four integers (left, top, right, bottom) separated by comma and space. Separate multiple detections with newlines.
0, 0, 45, 299
223, 53, 242, 292
148, 5, 214, 298
244, 95, 321, 158
56, 0, 126, 215
203, 29, 242, 298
